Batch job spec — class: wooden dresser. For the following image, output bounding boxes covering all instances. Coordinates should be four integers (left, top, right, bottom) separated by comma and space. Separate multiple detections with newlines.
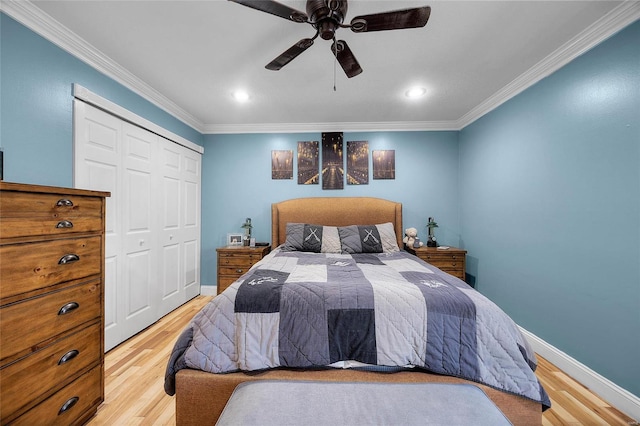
406, 246, 467, 281
0, 182, 109, 425
216, 245, 271, 294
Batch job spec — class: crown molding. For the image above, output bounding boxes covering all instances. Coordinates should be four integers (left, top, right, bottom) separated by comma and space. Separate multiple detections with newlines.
457, 1, 640, 129
1, 0, 205, 133
3, 1, 638, 135
203, 120, 459, 135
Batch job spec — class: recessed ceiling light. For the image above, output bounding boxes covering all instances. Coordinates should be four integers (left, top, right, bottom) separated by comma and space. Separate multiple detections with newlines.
232, 90, 250, 102
405, 87, 426, 99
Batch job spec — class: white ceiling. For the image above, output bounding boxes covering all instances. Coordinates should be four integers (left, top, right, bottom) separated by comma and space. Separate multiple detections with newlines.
7, 1, 639, 133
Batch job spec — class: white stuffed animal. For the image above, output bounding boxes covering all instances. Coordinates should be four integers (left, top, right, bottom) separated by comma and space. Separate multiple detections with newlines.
403, 227, 423, 247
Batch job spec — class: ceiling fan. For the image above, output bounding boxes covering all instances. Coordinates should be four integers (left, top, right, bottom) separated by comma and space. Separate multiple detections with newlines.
228, 0, 431, 78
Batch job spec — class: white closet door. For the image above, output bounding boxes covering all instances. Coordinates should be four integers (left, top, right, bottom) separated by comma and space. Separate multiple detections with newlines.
182, 147, 201, 301
74, 100, 201, 351
73, 101, 123, 351
157, 139, 202, 315
158, 138, 185, 316
120, 123, 159, 340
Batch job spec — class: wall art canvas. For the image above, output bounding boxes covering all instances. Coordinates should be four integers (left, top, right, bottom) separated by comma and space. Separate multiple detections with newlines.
346, 140, 369, 185
271, 150, 293, 179
372, 150, 396, 180
297, 141, 319, 185
321, 132, 344, 190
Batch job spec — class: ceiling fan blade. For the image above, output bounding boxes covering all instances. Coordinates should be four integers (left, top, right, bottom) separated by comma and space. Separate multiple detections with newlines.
350, 6, 431, 32
266, 38, 315, 71
331, 40, 362, 78
228, 0, 308, 23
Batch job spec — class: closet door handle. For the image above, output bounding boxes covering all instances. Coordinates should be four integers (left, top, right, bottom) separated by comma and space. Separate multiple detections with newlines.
58, 349, 80, 365
56, 199, 74, 207
58, 254, 80, 264
58, 396, 79, 415
58, 302, 80, 315
56, 220, 74, 229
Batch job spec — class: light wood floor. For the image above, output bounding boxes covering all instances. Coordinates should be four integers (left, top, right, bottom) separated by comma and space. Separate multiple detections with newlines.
88, 295, 635, 425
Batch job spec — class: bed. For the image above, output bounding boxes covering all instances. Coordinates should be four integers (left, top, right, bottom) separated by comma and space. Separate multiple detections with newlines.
165, 197, 549, 425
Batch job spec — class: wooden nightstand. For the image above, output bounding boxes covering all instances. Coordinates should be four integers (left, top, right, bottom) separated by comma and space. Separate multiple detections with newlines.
406, 246, 467, 281
216, 245, 271, 294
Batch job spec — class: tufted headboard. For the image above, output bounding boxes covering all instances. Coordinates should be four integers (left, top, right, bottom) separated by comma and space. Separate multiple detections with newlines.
271, 197, 403, 248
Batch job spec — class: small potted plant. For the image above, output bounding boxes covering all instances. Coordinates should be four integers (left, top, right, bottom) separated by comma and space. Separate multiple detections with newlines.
426, 217, 438, 247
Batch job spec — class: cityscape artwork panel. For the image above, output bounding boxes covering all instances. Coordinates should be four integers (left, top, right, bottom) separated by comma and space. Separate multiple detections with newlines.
271, 150, 293, 179
346, 141, 369, 185
297, 141, 319, 185
372, 150, 395, 180
321, 132, 344, 190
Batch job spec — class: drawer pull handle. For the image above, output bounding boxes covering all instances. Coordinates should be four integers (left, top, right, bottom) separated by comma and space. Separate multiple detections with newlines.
56, 220, 74, 229
58, 349, 80, 365
58, 254, 80, 264
56, 199, 74, 207
58, 396, 79, 415
236, 269, 243, 273
58, 302, 80, 315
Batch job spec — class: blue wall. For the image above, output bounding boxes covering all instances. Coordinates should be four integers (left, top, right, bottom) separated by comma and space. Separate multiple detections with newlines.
2, 10, 638, 399
0, 13, 203, 187
201, 131, 461, 285
459, 22, 640, 396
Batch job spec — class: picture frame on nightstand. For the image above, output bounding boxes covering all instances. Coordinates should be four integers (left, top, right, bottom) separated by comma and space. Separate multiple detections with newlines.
227, 233, 243, 246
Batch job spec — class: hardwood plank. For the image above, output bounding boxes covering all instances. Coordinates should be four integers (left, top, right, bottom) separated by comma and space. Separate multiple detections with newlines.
88, 295, 637, 425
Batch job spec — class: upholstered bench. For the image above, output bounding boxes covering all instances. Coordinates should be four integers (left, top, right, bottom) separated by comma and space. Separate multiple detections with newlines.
216, 380, 512, 425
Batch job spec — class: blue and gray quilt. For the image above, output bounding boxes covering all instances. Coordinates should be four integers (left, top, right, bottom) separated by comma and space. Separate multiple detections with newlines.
165, 248, 550, 409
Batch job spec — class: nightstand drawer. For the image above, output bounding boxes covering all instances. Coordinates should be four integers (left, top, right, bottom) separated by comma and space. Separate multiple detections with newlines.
0, 280, 102, 363
11, 365, 102, 426
0, 236, 102, 301
422, 252, 464, 263
0, 322, 101, 419
217, 276, 239, 294
0, 192, 103, 239
219, 266, 251, 276
218, 253, 262, 266
423, 254, 464, 269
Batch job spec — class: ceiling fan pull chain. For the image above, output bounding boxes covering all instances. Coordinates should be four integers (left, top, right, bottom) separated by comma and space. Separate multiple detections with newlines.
333, 38, 337, 91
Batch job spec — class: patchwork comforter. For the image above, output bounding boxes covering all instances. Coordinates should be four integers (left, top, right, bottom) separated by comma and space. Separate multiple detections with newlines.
165, 248, 550, 409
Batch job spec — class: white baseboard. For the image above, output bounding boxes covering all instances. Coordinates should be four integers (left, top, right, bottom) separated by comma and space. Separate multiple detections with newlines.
200, 285, 216, 296
520, 327, 640, 421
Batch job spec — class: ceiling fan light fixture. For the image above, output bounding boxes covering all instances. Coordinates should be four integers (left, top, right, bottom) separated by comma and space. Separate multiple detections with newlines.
232, 90, 250, 103
405, 87, 427, 99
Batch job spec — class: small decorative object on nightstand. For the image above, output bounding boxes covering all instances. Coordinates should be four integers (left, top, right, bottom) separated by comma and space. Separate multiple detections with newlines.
216, 245, 271, 294
406, 245, 467, 281
426, 217, 438, 247
241, 218, 252, 246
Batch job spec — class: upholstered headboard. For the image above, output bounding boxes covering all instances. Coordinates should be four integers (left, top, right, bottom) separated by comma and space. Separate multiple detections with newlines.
271, 197, 403, 247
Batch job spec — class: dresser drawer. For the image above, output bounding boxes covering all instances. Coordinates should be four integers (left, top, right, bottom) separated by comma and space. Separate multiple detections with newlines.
0, 280, 101, 363
10, 365, 102, 426
0, 236, 102, 301
0, 323, 101, 421
0, 192, 103, 239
